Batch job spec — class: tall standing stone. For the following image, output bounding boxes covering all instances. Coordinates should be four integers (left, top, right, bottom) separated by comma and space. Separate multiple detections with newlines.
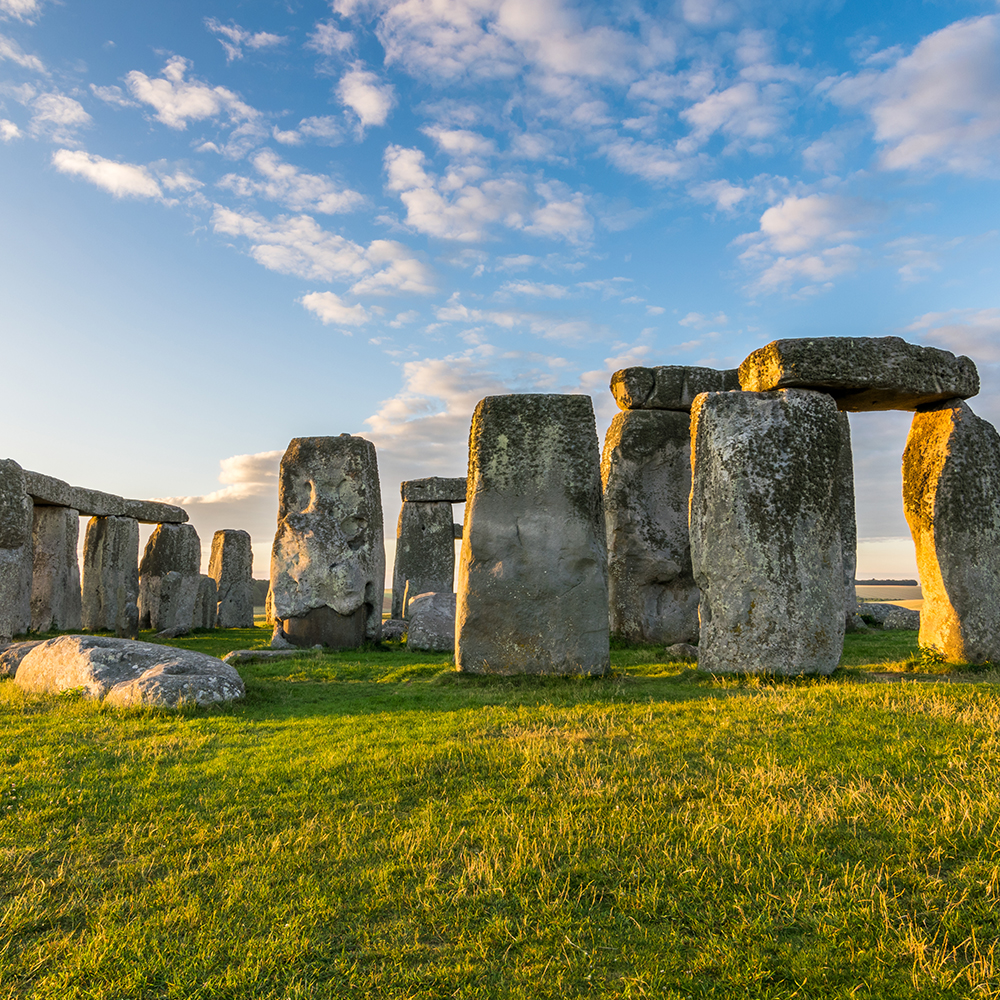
270, 435, 385, 648
30, 506, 82, 632
81, 515, 140, 637
601, 409, 699, 644
193, 575, 218, 630
903, 400, 1000, 664
0, 460, 33, 641
689, 389, 845, 675
138, 523, 201, 632
456, 394, 609, 675
392, 501, 455, 618
836, 412, 861, 629
208, 529, 254, 628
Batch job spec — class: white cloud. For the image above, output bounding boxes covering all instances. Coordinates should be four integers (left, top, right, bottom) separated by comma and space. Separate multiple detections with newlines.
498, 280, 569, 298
337, 63, 396, 131
0, 32, 44, 71
300, 291, 370, 326
0, 0, 41, 19
307, 21, 355, 56
434, 291, 608, 342
52, 149, 163, 199
646, 305, 665, 316
679, 311, 727, 328
688, 178, 749, 211
600, 137, 696, 183
0, 118, 20, 140
89, 84, 137, 108
680, 79, 791, 151
905, 307, 1000, 363
205, 19, 287, 62
29, 93, 91, 143
422, 125, 496, 159
523, 181, 592, 243
756, 193, 873, 254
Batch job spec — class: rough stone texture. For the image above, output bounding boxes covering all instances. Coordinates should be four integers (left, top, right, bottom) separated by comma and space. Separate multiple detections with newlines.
223, 649, 306, 665
456, 394, 609, 675
22, 472, 187, 523
690, 388, 845, 675
836, 413, 860, 629
271, 435, 384, 647
270, 623, 293, 649
120, 499, 188, 524
611, 366, 740, 412
400, 477, 467, 503
138, 523, 201, 632
23, 472, 73, 508
193, 575, 217, 630
407, 592, 456, 652
665, 642, 698, 661
208, 529, 254, 628
0, 460, 33, 641
601, 409, 699, 645
391, 501, 455, 619
859, 602, 921, 630
739, 337, 980, 411
30, 506, 82, 632
14, 635, 244, 707
903, 400, 1000, 663
381, 619, 408, 641
81, 516, 139, 637
0, 640, 45, 678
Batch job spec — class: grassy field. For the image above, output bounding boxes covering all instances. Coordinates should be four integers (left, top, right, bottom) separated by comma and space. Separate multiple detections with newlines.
2, 628, 1000, 998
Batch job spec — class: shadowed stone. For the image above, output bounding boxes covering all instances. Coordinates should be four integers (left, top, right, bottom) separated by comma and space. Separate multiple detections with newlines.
601, 409, 699, 644
400, 477, 467, 503
31, 506, 82, 632
23, 471, 187, 523
138, 523, 201, 632
391, 501, 455, 619
81, 516, 139, 637
836, 412, 862, 631
738, 337, 979, 411
271, 435, 385, 648
903, 399, 1000, 663
407, 592, 456, 652
208, 529, 254, 628
690, 388, 845, 676
0, 460, 33, 641
456, 394, 609, 675
859, 602, 920, 630
453, 522, 463, 539
193, 575, 217, 630
0, 640, 45, 678
611, 366, 740, 412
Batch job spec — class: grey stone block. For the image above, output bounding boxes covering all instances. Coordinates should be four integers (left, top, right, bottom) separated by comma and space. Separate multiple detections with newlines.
81, 516, 139, 636
208, 529, 254, 628
611, 366, 740, 412
400, 477, 467, 503
392, 501, 455, 619
0, 459, 32, 641
30, 506, 82, 632
138, 523, 201, 632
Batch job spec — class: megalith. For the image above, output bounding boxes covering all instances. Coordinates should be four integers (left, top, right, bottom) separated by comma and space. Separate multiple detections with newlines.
689, 389, 845, 675
31, 506, 82, 632
611, 365, 739, 411
903, 399, 1000, 664
836, 412, 862, 630
392, 501, 455, 618
270, 435, 385, 648
456, 394, 609, 675
193, 575, 218, 631
138, 523, 201, 632
0, 459, 33, 641
208, 528, 254, 628
81, 515, 140, 637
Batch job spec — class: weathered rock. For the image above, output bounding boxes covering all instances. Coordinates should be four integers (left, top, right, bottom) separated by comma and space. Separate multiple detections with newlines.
270, 622, 293, 649
664, 642, 698, 661
222, 648, 306, 665
858, 602, 921, 630
81, 515, 139, 636
601, 409, 699, 645
689, 389, 845, 675
400, 477, 467, 503
208, 529, 254, 628
120, 499, 188, 524
30, 506, 82, 632
154, 624, 190, 639
903, 400, 1000, 663
70, 488, 125, 518
270, 435, 385, 648
381, 619, 408, 642
836, 413, 860, 629
406, 592, 456, 652
0, 460, 33, 641
738, 337, 979, 411
193, 575, 217, 630
138, 523, 201, 632
22, 472, 187, 523
391, 501, 455, 618
23, 471, 73, 508
0, 640, 45, 678
611, 366, 740, 412
456, 394, 609, 675
14, 635, 244, 707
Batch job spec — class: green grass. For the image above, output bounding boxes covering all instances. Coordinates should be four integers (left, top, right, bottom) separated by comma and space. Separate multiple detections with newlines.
2, 627, 1000, 998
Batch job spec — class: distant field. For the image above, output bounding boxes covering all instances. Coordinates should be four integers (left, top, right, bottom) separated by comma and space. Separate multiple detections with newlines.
2, 628, 999, 999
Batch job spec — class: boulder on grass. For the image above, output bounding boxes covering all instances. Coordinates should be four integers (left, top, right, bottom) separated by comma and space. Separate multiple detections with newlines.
858, 602, 920, 630
0, 640, 46, 678
406, 592, 456, 652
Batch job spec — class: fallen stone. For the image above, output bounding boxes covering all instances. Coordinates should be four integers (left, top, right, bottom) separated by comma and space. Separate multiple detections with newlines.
154, 624, 190, 639
0, 640, 45, 678
611, 366, 740, 412
601, 409, 699, 645
664, 642, 698, 661
14, 635, 244, 707
392, 501, 455, 619
903, 400, 1000, 663
138, 523, 201, 632
858, 602, 921, 630
193, 575, 217, 630
30, 506, 82, 632
690, 388, 845, 676
738, 337, 979, 411
271, 435, 385, 647
407, 592, 456, 652
222, 648, 306, 665
400, 477, 467, 503
208, 529, 254, 628
81, 515, 139, 636
0, 459, 33, 641
456, 394, 609, 675
381, 619, 408, 642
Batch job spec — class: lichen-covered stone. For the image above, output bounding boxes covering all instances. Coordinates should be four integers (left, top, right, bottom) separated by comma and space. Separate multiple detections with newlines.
903, 400, 1000, 663
738, 337, 979, 411
611, 366, 740, 412
193, 575, 218, 630
391, 501, 455, 618
400, 477, 467, 503
81, 516, 139, 636
270, 435, 384, 647
406, 592, 456, 651
601, 409, 699, 644
30, 506, 82, 632
22, 472, 187, 523
208, 529, 254, 628
0, 459, 33, 641
138, 523, 201, 632
690, 388, 845, 675
456, 394, 609, 675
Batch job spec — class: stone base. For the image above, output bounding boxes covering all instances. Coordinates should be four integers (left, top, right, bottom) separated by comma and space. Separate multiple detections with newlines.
280, 606, 368, 649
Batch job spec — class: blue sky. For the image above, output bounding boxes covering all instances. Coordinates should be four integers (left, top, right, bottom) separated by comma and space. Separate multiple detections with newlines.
2, 0, 999, 580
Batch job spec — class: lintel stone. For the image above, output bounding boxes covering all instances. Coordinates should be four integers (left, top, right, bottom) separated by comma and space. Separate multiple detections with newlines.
400, 477, 467, 503
23, 470, 188, 523
611, 366, 740, 412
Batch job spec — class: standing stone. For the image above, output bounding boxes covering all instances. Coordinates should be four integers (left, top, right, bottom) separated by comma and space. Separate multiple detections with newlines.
601, 409, 699, 644
208, 529, 254, 628
30, 506, 82, 632
193, 575, 218, 630
81, 515, 140, 637
836, 413, 863, 630
270, 435, 385, 648
456, 394, 609, 675
903, 400, 1000, 664
391, 501, 455, 618
689, 389, 845, 675
138, 523, 201, 632
0, 460, 33, 641
406, 592, 457, 652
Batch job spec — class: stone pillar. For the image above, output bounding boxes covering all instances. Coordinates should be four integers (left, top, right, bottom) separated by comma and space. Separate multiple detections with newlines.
270, 435, 385, 648
836, 412, 862, 630
81, 515, 139, 637
208, 528, 254, 628
903, 399, 1000, 664
193, 575, 218, 630
30, 506, 82, 632
601, 409, 699, 644
138, 523, 201, 632
392, 502, 455, 618
0, 459, 33, 641
456, 394, 609, 675
689, 388, 845, 675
